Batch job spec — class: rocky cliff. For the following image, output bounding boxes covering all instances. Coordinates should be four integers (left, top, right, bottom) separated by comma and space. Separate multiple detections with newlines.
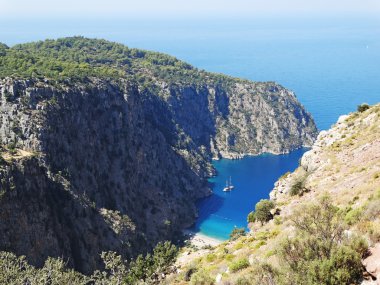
0, 37, 317, 273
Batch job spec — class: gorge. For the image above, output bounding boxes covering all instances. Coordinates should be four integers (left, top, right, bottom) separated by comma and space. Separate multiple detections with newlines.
0, 37, 317, 274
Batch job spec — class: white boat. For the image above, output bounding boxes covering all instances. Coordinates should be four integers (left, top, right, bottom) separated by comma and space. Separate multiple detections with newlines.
223, 176, 235, 192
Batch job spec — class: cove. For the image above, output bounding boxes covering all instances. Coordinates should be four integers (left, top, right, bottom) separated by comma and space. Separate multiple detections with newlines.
192, 148, 308, 240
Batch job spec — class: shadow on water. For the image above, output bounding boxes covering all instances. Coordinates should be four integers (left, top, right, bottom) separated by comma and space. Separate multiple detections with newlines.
190, 191, 225, 233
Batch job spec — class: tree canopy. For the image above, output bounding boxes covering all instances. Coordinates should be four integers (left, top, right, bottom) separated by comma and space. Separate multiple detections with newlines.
0, 37, 240, 89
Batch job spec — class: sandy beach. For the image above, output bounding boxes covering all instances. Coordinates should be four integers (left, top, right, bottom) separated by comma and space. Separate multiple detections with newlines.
183, 230, 224, 248
175, 231, 224, 267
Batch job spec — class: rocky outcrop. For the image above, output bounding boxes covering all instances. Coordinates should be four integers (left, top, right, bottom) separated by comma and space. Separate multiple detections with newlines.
270, 105, 380, 200
158, 82, 317, 160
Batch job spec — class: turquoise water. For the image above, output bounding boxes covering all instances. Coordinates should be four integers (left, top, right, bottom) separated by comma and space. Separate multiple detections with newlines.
192, 148, 307, 240
1, 17, 379, 240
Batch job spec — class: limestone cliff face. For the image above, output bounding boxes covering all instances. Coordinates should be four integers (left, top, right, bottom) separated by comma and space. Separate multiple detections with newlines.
0, 38, 317, 274
0, 157, 125, 274
149, 81, 317, 160
0, 78, 211, 273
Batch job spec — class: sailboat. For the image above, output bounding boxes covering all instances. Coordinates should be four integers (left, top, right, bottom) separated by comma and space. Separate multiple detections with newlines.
223, 176, 235, 192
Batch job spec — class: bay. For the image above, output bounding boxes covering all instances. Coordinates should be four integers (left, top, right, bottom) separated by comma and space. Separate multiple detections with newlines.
1, 16, 379, 240
192, 148, 306, 240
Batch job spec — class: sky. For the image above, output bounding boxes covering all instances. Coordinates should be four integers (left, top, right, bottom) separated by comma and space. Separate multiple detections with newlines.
1, 0, 379, 19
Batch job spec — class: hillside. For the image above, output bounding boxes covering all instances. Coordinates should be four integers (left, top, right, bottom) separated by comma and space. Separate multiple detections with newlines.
0, 37, 317, 159
169, 104, 380, 285
0, 37, 317, 274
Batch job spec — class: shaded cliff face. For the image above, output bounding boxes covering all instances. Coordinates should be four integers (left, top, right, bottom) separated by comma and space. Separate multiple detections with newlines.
0, 37, 317, 159
0, 79, 211, 273
0, 37, 317, 273
0, 157, 125, 274
163, 82, 316, 159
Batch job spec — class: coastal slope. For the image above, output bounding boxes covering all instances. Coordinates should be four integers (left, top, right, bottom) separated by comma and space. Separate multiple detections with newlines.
170, 103, 380, 284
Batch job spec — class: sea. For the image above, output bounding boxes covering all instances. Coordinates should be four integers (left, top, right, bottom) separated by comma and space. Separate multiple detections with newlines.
1, 16, 379, 240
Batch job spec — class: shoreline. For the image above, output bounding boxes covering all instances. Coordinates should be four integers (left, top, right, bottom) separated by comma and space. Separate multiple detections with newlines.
183, 230, 224, 248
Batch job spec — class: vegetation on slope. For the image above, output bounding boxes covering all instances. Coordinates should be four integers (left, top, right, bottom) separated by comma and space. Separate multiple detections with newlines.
0, 37, 238, 88
166, 104, 380, 285
0, 241, 177, 285
168, 194, 377, 284
0, 37, 318, 160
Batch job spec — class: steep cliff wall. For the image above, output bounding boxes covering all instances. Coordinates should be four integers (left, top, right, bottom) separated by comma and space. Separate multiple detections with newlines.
0, 156, 127, 274
0, 78, 212, 272
162, 82, 316, 159
0, 37, 318, 273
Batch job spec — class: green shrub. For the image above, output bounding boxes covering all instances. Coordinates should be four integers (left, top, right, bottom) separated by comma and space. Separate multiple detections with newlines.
254, 240, 266, 249
249, 199, 275, 225
278, 196, 367, 285
229, 227, 246, 241
247, 211, 256, 223
205, 253, 217, 263
357, 103, 370, 112
235, 263, 279, 285
0, 252, 89, 285
190, 268, 214, 285
289, 179, 307, 196
0, 241, 178, 285
230, 258, 249, 272
300, 245, 362, 285
274, 216, 282, 225
344, 207, 363, 225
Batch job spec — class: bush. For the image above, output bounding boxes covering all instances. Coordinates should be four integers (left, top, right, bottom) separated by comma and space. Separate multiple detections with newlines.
249, 199, 275, 225
247, 211, 256, 223
230, 258, 250, 272
0, 252, 88, 285
278, 196, 368, 285
289, 175, 310, 196
190, 268, 214, 285
152, 241, 178, 272
344, 207, 363, 225
235, 263, 279, 285
205, 253, 217, 262
124, 241, 178, 283
357, 103, 370, 113
301, 246, 363, 285
0, 241, 178, 285
229, 227, 246, 241
274, 216, 282, 225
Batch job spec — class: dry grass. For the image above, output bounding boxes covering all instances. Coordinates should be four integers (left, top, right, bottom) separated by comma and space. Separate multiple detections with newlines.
1, 148, 35, 161
169, 104, 380, 284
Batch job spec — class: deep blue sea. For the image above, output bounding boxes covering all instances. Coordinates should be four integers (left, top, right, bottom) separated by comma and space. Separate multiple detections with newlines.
192, 148, 307, 240
1, 16, 379, 240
